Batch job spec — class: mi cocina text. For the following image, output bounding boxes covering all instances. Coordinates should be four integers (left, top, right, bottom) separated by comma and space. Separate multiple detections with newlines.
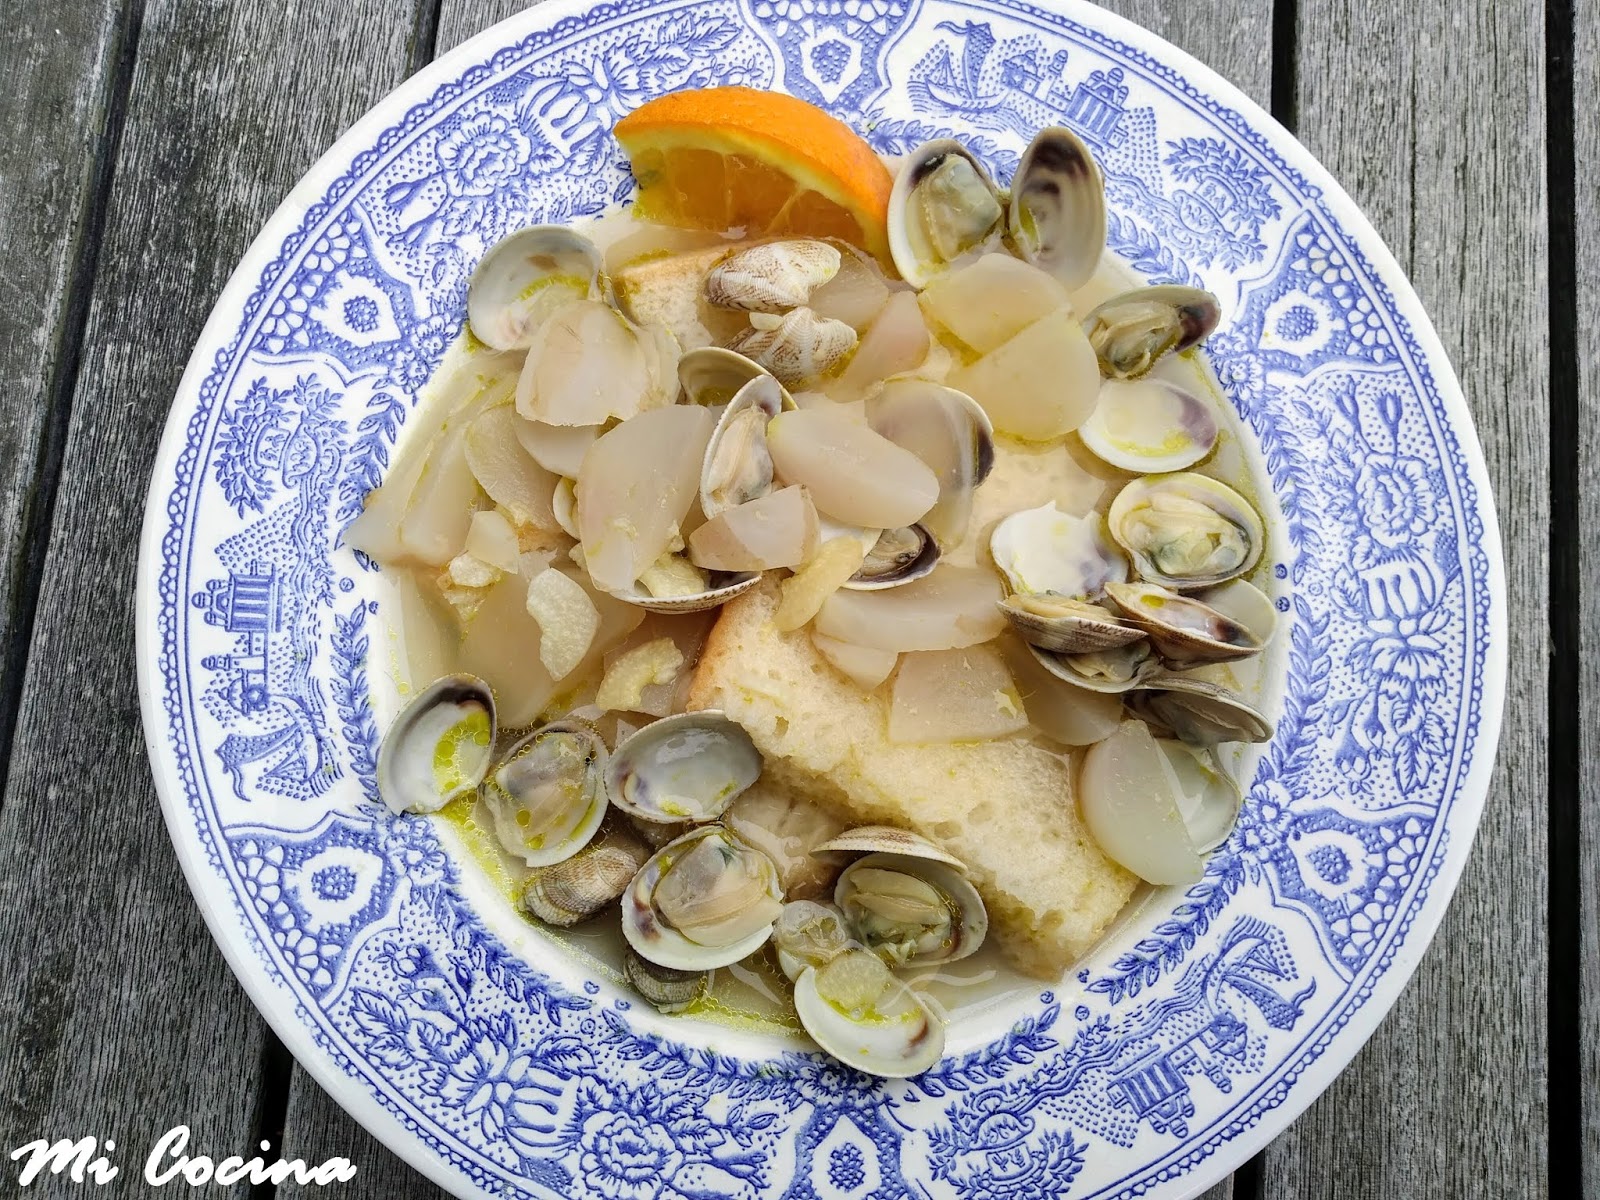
10, 1126, 356, 1187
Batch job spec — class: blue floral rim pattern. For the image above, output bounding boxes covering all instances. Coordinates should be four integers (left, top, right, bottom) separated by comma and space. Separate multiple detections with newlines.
136, 1, 1505, 1197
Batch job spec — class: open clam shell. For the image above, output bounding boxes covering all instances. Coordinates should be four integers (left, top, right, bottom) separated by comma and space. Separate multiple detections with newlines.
1107, 472, 1264, 591
812, 825, 966, 867
998, 592, 1146, 655
621, 825, 785, 971
989, 501, 1130, 600
773, 899, 856, 982
481, 720, 610, 868
700, 374, 792, 519
1083, 285, 1222, 379
678, 346, 793, 408
793, 951, 946, 1078
835, 851, 987, 968
887, 140, 1006, 287
1006, 126, 1106, 291
467, 226, 607, 351
1079, 377, 1219, 474
1104, 580, 1267, 668
1128, 673, 1275, 746
1028, 637, 1160, 694
844, 524, 940, 590
377, 674, 496, 815
606, 710, 763, 824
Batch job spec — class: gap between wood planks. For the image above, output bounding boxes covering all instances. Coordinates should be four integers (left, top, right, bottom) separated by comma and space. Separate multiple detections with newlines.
1544, 0, 1580, 1194
1229, 3, 1298, 1194
0, 0, 145, 815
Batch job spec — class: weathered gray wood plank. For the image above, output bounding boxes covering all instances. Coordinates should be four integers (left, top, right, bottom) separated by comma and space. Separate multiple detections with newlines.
0, 0, 428, 1193
278, 1080, 452, 1200
1092, 0, 1272, 111
1576, 0, 1597, 1183
0, 0, 127, 753
1257, 2, 1550, 1196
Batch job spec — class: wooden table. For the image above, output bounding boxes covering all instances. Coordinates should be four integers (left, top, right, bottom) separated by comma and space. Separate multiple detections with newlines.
0, 0, 1562, 1195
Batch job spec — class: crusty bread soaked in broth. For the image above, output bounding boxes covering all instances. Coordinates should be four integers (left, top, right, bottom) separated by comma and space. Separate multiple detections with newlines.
687, 581, 1136, 979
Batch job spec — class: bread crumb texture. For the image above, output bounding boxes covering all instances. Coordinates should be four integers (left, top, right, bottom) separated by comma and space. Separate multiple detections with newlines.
688, 582, 1136, 979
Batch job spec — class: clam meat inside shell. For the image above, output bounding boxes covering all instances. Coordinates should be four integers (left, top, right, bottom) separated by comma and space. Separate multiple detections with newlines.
621, 826, 785, 970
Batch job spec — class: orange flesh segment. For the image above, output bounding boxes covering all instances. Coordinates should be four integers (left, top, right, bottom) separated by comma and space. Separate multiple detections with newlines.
614, 86, 894, 262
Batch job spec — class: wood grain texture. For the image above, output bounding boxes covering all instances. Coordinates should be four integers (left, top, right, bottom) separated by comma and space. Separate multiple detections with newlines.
278, 1074, 452, 1200
0, 0, 426, 1192
437, 0, 533, 53
0, 0, 127, 748
1258, 2, 1551, 1196
1091, 0, 1272, 109
1577, 0, 1597, 1182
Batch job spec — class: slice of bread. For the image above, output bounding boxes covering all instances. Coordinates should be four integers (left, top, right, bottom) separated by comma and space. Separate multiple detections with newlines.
687, 581, 1136, 979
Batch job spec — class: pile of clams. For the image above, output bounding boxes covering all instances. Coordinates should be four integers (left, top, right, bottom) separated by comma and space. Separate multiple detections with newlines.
377, 685, 986, 1078
356, 114, 1280, 1076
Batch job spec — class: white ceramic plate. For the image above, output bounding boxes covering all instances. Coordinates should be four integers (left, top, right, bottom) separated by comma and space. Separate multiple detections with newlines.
137, 1, 1505, 1196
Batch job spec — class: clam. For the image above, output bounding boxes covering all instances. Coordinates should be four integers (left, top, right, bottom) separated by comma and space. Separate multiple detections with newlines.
613, 569, 765, 615
621, 825, 785, 970
606, 710, 763, 824
988, 501, 1129, 600
1127, 674, 1274, 746
1079, 378, 1219, 474
835, 852, 987, 968
773, 899, 855, 982
623, 948, 710, 1014
677, 346, 790, 408
522, 827, 651, 926
844, 524, 939, 590
1104, 579, 1270, 668
793, 950, 945, 1078
1029, 637, 1159, 693
480, 720, 609, 867
377, 675, 495, 815
998, 592, 1145, 654
467, 226, 606, 351
887, 140, 1006, 287
728, 308, 857, 387
865, 380, 995, 547
704, 240, 842, 312
1007, 126, 1106, 291
812, 825, 966, 867
700, 375, 790, 518
1107, 473, 1264, 590
1083, 285, 1222, 379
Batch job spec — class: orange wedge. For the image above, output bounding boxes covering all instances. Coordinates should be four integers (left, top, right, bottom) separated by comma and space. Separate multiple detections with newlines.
614, 86, 894, 263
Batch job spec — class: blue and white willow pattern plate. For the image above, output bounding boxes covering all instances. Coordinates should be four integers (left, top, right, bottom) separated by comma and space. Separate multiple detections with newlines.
136, 1, 1505, 1196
